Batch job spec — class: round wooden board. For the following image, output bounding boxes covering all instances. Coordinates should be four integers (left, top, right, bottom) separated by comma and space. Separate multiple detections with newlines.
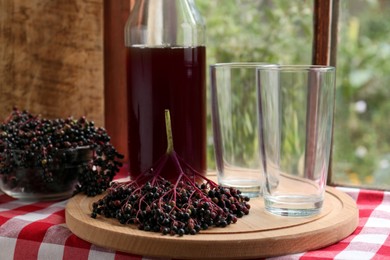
65, 186, 358, 259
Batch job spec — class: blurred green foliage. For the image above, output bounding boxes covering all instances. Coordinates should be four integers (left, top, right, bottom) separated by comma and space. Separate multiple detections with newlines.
333, 0, 390, 188
195, 0, 313, 169
196, 0, 390, 188
196, 0, 313, 65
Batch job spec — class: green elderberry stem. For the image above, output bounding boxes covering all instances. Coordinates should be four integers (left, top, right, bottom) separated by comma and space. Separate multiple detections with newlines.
165, 109, 174, 154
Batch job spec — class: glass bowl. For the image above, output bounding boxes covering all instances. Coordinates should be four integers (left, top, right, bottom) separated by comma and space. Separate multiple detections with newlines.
0, 146, 92, 200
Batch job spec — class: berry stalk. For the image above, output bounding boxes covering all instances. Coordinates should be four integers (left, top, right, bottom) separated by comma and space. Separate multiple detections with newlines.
91, 109, 250, 236
165, 109, 174, 155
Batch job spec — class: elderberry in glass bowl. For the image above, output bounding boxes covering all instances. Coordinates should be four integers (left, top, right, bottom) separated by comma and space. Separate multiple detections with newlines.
0, 146, 93, 200
0, 108, 124, 200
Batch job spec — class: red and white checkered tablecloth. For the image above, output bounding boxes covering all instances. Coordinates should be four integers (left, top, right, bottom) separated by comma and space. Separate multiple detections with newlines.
1, 177, 389, 260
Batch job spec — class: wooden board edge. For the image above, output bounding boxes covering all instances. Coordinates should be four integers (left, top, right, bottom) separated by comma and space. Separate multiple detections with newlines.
65, 187, 359, 259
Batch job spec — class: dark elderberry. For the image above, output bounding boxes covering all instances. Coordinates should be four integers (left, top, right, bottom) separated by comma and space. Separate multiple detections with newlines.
90, 110, 251, 236
91, 167, 252, 235
0, 108, 124, 197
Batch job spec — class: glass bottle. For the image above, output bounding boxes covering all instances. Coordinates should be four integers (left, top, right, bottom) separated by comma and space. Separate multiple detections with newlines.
125, 0, 206, 181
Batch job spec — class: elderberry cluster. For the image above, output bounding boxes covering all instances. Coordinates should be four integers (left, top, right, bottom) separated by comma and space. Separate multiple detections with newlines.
0, 108, 123, 196
91, 177, 250, 236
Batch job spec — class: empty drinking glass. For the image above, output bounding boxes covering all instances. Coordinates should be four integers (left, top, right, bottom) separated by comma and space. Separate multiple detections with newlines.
257, 65, 335, 216
211, 63, 272, 198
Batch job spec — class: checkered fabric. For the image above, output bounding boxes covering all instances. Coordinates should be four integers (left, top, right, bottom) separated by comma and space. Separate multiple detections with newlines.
1, 177, 389, 260
274, 187, 390, 260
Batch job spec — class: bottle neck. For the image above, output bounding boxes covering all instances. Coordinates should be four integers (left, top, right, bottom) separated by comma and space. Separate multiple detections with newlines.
125, 0, 205, 47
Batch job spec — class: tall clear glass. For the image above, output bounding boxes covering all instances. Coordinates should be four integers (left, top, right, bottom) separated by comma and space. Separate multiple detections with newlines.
125, 0, 206, 181
257, 65, 335, 216
211, 63, 271, 198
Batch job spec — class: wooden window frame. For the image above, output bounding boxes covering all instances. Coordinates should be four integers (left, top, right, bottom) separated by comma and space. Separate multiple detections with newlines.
311, 0, 340, 186
103, 0, 132, 161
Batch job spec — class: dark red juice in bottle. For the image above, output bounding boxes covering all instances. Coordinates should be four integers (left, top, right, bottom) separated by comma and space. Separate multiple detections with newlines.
126, 46, 206, 181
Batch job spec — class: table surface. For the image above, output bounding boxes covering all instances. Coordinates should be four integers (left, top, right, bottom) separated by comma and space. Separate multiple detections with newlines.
1, 170, 389, 260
